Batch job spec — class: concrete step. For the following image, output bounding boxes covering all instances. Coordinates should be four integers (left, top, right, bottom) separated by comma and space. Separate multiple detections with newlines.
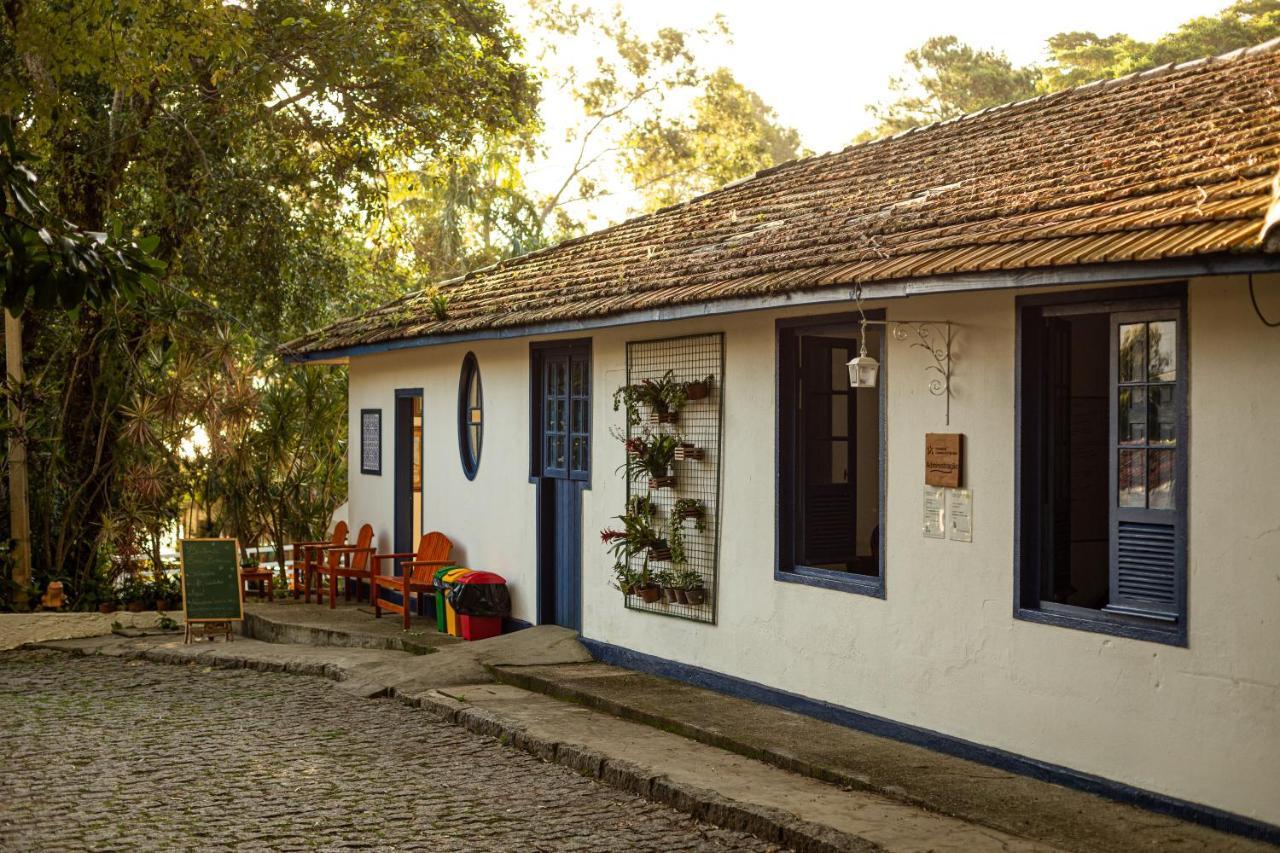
488, 661, 1274, 853
242, 601, 457, 655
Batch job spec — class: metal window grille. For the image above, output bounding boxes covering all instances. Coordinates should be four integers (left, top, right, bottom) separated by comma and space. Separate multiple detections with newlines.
622, 333, 724, 624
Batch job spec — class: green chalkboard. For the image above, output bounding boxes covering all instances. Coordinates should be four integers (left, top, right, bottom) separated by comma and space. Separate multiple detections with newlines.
180, 539, 244, 622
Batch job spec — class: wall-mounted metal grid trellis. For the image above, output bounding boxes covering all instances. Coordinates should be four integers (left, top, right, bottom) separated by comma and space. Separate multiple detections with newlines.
622, 333, 723, 624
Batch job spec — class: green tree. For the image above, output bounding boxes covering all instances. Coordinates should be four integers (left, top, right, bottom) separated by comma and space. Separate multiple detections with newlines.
0, 0, 537, 606
861, 1, 1280, 140
862, 36, 1038, 139
622, 68, 805, 212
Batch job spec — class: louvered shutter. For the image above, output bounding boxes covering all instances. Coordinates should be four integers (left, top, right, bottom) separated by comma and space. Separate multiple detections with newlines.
1105, 311, 1184, 622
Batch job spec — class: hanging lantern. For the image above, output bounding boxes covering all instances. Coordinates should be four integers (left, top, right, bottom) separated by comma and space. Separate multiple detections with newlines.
847, 317, 879, 388
847, 351, 879, 388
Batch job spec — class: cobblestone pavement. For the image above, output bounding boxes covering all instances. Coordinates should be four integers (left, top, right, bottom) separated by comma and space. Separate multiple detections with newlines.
0, 650, 782, 852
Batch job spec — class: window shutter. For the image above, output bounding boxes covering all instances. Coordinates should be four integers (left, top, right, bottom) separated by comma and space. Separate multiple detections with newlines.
1105, 311, 1184, 623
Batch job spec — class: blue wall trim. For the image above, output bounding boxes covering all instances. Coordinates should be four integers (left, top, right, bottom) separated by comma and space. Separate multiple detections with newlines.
578, 636, 1280, 844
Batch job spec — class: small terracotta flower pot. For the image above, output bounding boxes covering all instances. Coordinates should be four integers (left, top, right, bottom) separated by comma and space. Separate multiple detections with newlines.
662, 586, 679, 604
685, 381, 710, 400
98, 603, 117, 614
126, 601, 145, 613
674, 588, 689, 604
685, 587, 707, 606
637, 584, 662, 604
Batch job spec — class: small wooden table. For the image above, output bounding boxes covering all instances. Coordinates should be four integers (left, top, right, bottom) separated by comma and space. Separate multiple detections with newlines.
240, 567, 275, 603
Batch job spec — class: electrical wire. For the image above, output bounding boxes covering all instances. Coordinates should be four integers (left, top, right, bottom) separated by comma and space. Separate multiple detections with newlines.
1248, 274, 1280, 328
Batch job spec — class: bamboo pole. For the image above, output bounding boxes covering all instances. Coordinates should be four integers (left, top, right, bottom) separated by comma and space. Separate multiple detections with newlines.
4, 309, 31, 610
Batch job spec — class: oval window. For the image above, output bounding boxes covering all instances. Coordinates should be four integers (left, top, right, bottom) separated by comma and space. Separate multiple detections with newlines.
458, 352, 483, 479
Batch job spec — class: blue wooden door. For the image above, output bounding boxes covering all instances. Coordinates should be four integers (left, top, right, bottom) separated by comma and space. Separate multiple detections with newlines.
534, 344, 590, 630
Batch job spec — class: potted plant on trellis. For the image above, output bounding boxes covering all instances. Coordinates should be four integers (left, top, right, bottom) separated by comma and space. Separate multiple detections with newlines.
601, 505, 664, 603
634, 433, 679, 489
613, 370, 689, 425
672, 498, 707, 527
684, 375, 713, 401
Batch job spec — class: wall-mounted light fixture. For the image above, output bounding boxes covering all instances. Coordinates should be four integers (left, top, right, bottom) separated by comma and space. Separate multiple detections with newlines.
847, 285, 955, 424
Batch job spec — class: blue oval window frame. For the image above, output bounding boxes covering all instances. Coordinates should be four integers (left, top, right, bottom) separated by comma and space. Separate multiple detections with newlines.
458, 352, 483, 479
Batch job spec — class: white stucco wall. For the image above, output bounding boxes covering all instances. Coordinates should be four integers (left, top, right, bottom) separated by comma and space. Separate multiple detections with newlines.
344, 273, 1280, 825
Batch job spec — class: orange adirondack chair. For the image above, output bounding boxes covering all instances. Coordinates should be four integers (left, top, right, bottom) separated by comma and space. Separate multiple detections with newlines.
372, 532, 454, 629
296, 521, 349, 604
318, 523, 376, 608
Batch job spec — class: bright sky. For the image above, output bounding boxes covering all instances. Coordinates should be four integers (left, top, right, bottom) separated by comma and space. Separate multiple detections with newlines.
506, 0, 1230, 222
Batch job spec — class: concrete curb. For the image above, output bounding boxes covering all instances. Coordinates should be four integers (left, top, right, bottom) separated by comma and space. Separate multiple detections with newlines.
242, 609, 436, 655
489, 663, 910, 801
35, 639, 882, 853
407, 689, 880, 853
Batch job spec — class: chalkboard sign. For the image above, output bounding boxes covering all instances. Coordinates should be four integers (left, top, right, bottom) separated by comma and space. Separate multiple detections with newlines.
180, 539, 244, 623
360, 408, 382, 475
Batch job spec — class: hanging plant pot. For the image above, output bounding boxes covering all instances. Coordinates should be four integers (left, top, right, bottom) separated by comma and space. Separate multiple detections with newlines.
637, 584, 662, 604
685, 380, 711, 401
684, 587, 707, 606
649, 475, 676, 490
648, 542, 673, 561
662, 586, 679, 604
674, 588, 689, 604
675, 443, 704, 461
649, 410, 678, 425
98, 603, 118, 615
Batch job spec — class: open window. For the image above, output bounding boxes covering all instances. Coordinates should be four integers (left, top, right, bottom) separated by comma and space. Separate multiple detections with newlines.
777, 312, 885, 596
1016, 287, 1187, 644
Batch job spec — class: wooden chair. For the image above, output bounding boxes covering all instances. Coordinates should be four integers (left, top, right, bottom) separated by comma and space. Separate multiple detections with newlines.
372, 532, 454, 630
296, 521, 349, 604
318, 523, 376, 609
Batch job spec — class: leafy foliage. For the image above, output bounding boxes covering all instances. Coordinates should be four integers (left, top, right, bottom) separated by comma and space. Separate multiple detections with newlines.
622, 67, 805, 212
861, 0, 1280, 139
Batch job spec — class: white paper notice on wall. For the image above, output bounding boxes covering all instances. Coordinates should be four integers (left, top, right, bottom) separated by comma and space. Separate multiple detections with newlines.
947, 488, 973, 542
923, 486, 945, 538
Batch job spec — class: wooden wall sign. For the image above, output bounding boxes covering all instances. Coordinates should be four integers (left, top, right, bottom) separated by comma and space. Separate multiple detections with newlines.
925, 433, 963, 488
179, 538, 243, 643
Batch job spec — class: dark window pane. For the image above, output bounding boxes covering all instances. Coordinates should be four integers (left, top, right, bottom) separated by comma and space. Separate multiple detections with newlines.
830, 348, 848, 391
1119, 323, 1146, 383
571, 359, 587, 395
554, 399, 567, 432
1119, 387, 1146, 445
831, 440, 849, 484
553, 436, 566, 468
1148, 321, 1176, 382
831, 399, 848, 438
469, 425, 481, 460
1148, 385, 1176, 445
572, 399, 586, 433
1148, 449, 1175, 510
1119, 449, 1146, 507
570, 436, 585, 472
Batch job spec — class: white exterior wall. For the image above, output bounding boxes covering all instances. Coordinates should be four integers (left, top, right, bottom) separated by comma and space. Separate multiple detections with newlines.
344, 274, 1280, 825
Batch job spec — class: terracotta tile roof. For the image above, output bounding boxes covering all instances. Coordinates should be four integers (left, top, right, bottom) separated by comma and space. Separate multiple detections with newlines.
283, 39, 1280, 358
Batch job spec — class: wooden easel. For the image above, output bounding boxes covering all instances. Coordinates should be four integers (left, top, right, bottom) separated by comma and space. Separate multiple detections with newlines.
184, 620, 234, 644
180, 538, 245, 644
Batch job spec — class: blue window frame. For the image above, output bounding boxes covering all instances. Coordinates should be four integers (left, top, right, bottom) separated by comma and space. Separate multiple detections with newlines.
458, 352, 483, 480
1014, 284, 1188, 646
776, 311, 887, 598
